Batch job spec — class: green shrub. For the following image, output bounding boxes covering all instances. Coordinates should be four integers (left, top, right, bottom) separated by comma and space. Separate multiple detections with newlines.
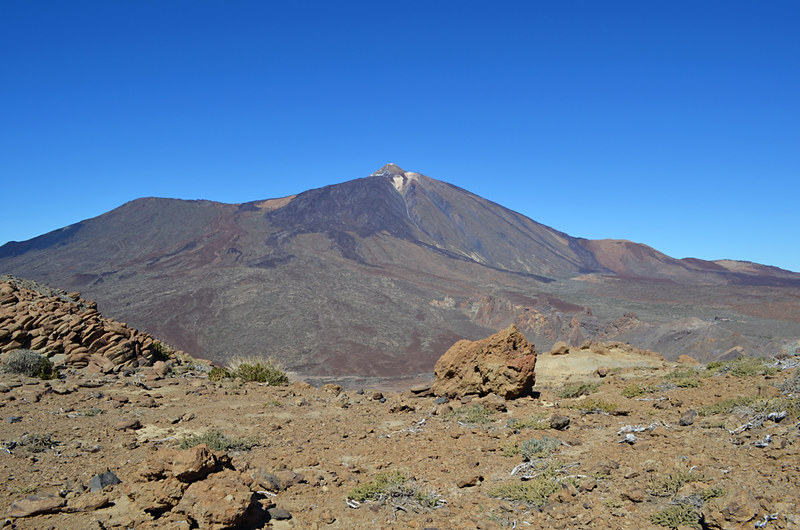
648, 465, 705, 497
447, 404, 496, 425
665, 368, 704, 388
520, 436, 561, 461
2, 349, 57, 379
348, 470, 408, 502
706, 356, 778, 378
621, 384, 646, 398
650, 504, 700, 528
487, 476, 561, 507
178, 429, 259, 452
229, 356, 289, 385
151, 341, 172, 361
347, 470, 440, 509
699, 395, 760, 416
557, 381, 599, 399
208, 366, 232, 382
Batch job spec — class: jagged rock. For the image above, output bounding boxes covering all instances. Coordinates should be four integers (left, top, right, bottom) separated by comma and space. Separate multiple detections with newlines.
114, 419, 142, 431
89, 471, 121, 492
7, 493, 65, 517
431, 324, 536, 399
173, 469, 255, 529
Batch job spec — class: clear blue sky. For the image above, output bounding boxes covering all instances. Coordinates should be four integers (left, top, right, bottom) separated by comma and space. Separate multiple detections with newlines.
2, 1, 798, 272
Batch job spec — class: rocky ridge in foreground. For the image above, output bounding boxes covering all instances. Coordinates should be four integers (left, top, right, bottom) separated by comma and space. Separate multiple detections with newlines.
0, 275, 183, 372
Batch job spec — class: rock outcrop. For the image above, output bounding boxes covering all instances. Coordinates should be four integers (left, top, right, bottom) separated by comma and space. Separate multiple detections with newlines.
0, 275, 172, 371
125, 444, 269, 529
431, 324, 537, 399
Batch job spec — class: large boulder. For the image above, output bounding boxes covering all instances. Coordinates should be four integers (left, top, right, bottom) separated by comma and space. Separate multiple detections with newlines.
431, 324, 536, 399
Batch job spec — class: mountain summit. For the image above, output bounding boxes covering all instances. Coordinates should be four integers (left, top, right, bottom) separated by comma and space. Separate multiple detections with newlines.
1, 166, 798, 377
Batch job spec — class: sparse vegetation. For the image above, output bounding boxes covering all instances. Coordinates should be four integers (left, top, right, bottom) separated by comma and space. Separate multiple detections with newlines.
565, 398, 618, 414
520, 436, 561, 461
207, 366, 232, 382
650, 503, 700, 528
2, 349, 57, 380
648, 464, 705, 498
178, 429, 259, 452
621, 383, 646, 398
228, 356, 289, 385
151, 341, 172, 362
447, 404, 496, 425
487, 478, 561, 507
664, 368, 704, 388
506, 413, 550, 430
20, 433, 57, 453
557, 381, 600, 399
706, 355, 778, 378
347, 470, 441, 510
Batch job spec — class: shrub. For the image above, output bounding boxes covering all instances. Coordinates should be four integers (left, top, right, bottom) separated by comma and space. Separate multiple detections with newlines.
520, 436, 561, 461
151, 341, 172, 361
706, 356, 778, 378
2, 349, 57, 379
487, 476, 561, 507
648, 465, 705, 498
621, 384, 646, 398
208, 366, 232, 382
565, 398, 618, 414
178, 429, 259, 452
447, 404, 496, 425
650, 504, 700, 528
506, 413, 550, 430
229, 356, 289, 385
20, 433, 57, 453
665, 368, 704, 388
557, 381, 599, 399
347, 470, 440, 509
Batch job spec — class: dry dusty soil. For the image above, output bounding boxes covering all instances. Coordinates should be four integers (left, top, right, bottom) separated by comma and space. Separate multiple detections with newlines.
1, 349, 799, 529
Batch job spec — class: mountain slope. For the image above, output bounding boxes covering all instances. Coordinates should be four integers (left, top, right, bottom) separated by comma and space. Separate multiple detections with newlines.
1, 164, 798, 377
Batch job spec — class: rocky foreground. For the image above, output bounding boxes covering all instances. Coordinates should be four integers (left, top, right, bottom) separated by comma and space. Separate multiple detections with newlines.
1, 276, 799, 529
0, 348, 799, 529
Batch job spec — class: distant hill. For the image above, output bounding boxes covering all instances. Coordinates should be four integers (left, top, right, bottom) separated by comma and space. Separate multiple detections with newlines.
1, 164, 798, 376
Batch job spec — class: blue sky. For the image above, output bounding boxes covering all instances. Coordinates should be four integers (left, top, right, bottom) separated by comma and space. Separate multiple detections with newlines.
2, 1, 798, 271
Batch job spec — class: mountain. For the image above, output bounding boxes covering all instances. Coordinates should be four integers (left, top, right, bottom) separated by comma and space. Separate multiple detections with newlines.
1, 164, 799, 378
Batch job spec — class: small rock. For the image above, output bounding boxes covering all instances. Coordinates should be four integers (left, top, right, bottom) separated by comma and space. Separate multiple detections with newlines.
370, 391, 384, 401
7, 493, 65, 517
268, 507, 292, 520
409, 383, 431, 394
550, 341, 570, 355
89, 471, 121, 492
595, 366, 610, 378
319, 508, 335, 524
550, 415, 570, 431
456, 475, 483, 488
5, 415, 21, 424
433, 396, 449, 405
113, 419, 142, 431
679, 409, 697, 426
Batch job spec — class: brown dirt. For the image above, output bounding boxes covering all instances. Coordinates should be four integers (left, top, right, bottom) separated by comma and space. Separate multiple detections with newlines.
1, 352, 799, 529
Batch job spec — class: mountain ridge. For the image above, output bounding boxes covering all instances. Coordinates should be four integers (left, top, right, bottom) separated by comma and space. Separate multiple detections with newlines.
1, 164, 798, 376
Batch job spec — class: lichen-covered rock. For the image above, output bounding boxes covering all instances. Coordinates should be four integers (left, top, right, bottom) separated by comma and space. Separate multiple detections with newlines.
431, 324, 536, 399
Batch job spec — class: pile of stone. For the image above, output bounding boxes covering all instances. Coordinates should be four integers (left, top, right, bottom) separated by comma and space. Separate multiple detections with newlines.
0, 276, 169, 372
